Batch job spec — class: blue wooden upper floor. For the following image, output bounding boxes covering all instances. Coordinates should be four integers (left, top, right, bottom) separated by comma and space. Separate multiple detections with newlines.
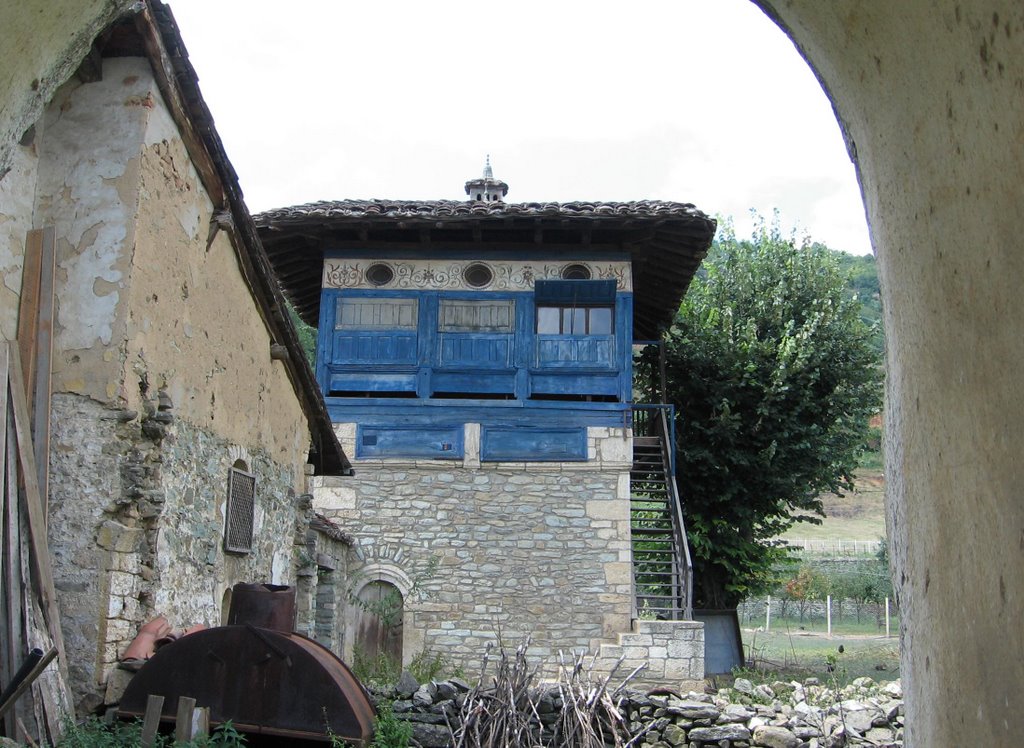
320, 286, 629, 394
254, 200, 717, 460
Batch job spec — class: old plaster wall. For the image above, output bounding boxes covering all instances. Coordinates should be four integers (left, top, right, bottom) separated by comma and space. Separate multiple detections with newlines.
35, 58, 148, 400
128, 69, 310, 467
755, 1, 1024, 744
0, 0, 132, 181
314, 426, 635, 673
32, 56, 314, 710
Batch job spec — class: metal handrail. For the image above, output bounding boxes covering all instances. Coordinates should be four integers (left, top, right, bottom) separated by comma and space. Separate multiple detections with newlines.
629, 403, 693, 620
655, 406, 694, 620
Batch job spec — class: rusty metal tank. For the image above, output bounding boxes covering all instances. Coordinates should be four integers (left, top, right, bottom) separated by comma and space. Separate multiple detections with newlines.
118, 585, 375, 745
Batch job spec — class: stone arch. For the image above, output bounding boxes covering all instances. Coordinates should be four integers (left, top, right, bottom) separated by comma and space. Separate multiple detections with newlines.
748, 3, 1024, 744
352, 580, 404, 671
344, 562, 414, 667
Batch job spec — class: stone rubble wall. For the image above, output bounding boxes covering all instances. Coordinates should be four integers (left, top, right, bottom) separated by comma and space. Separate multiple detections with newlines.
49, 392, 307, 712
377, 673, 904, 748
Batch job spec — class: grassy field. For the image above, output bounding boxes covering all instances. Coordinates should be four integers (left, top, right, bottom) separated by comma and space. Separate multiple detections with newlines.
739, 623, 900, 686
780, 469, 886, 544
729, 465, 899, 687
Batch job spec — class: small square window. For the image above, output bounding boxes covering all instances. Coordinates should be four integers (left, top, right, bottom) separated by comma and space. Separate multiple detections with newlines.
224, 465, 256, 554
537, 307, 560, 334
589, 307, 613, 334
536, 305, 614, 335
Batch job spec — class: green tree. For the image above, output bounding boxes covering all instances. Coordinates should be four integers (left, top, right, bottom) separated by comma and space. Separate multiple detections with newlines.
649, 215, 883, 609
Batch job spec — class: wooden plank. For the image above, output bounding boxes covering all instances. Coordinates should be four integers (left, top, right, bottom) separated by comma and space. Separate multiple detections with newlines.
7, 345, 66, 676
191, 707, 209, 738
30, 227, 56, 523
139, 694, 165, 748
16, 717, 38, 747
17, 230, 44, 393
174, 696, 197, 743
1, 345, 23, 740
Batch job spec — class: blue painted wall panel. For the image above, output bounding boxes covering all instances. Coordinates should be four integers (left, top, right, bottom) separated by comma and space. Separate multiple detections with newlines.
535, 336, 615, 369
334, 332, 418, 365
530, 373, 620, 396
438, 334, 513, 368
317, 286, 635, 429
481, 427, 588, 462
357, 425, 464, 459
329, 371, 417, 393
431, 371, 515, 395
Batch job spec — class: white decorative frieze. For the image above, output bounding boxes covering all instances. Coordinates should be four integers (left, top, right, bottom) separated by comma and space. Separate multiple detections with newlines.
322, 259, 632, 292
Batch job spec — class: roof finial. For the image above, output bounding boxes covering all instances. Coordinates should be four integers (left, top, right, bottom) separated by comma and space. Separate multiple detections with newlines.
465, 155, 508, 203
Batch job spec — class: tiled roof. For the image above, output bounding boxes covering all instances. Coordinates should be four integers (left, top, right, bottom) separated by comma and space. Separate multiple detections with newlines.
256, 199, 716, 339
311, 513, 354, 545
256, 199, 714, 223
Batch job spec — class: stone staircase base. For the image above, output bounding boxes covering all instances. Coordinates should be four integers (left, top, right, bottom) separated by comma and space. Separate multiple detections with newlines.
592, 619, 705, 692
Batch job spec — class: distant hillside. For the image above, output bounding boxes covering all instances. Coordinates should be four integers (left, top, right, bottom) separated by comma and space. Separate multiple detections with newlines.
781, 468, 887, 544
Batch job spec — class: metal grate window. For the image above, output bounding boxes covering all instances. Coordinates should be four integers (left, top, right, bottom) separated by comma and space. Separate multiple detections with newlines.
224, 466, 256, 553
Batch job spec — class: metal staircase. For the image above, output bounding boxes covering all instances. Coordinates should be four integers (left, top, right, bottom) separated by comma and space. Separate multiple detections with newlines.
630, 408, 693, 620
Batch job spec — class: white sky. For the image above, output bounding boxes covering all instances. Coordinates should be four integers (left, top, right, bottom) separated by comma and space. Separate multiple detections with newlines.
167, 0, 873, 255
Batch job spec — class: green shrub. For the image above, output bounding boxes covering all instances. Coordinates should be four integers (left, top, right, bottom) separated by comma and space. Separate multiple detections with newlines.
369, 702, 412, 748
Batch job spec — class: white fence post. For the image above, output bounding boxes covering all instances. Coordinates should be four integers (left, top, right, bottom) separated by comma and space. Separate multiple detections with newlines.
826, 595, 832, 638
885, 597, 891, 638
766, 595, 771, 633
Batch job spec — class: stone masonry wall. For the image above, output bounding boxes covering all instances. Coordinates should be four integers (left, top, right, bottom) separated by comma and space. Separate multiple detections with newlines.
314, 426, 635, 676
49, 391, 307, 712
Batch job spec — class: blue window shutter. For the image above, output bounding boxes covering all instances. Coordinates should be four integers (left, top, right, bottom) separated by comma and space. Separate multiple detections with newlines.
534, 280, 616, 305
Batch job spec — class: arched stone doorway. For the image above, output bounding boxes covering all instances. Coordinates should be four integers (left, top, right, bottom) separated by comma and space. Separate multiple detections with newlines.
353, 580, 404, 669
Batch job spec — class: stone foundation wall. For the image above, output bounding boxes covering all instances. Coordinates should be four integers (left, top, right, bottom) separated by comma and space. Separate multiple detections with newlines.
313, 426, 635, 672
595, 620, 704, 690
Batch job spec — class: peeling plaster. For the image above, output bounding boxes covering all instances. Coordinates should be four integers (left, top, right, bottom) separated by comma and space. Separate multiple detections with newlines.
0, 0, 133, 182
34, 59, 159, 365
0, 140, 38, 339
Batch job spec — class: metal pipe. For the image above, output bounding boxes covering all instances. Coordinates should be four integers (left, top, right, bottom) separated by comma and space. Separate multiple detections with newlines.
0, 648, 56, 720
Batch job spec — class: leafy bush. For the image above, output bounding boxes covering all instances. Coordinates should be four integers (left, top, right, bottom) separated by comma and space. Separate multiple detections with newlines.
57, 716, 247, 747
369, 702, 412, 748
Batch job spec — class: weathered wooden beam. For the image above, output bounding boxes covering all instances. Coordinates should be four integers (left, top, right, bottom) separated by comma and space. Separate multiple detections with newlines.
8, 346, 67, 676
30, 229, 55, 523
74, 42, 103, 83
17, 231, 44, 394
0, 341, 18, 741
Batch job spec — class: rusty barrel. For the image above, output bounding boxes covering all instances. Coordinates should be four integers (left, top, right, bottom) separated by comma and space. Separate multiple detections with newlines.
226, 583, 296, 632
